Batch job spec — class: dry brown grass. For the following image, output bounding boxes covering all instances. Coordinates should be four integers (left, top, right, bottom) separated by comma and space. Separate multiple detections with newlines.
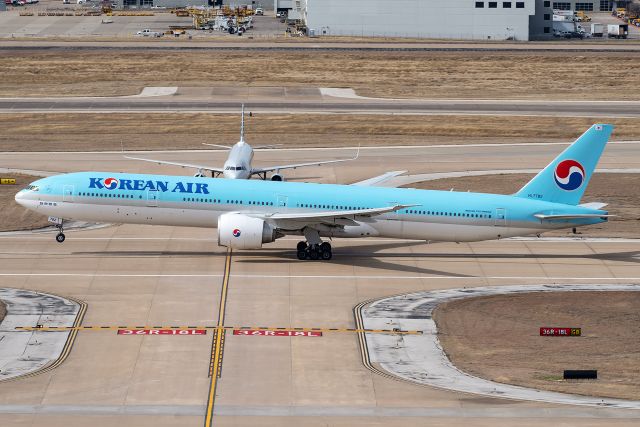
434, 292, 640, 400
1, 50, 639, 99
0, 174, 50, 232
2, 114, 640, 152
411, 173, 640, 238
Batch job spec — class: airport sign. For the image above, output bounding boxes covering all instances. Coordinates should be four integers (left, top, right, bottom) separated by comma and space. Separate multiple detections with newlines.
233, 330, 322, 337
117, 329, 206, 335
539, 327, 581, 336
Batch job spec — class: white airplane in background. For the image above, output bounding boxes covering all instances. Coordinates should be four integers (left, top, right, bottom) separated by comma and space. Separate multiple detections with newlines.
126, 105, 359, 181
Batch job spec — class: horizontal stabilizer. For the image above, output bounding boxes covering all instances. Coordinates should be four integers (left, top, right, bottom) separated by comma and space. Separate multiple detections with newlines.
579, 202, 608, 210
202, 143, 232, 150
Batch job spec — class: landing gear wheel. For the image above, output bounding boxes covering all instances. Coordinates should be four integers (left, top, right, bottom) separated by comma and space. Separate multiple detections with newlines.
320, 242, 331, 252
308, 247, 320, 261
297, 241, 307, 251
297, 250, 308, 260
56, 233, 66, 243
321, 248, 332, 260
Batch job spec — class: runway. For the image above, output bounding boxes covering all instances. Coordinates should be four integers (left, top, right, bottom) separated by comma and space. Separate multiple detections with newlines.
2, 86, 640, 117
2, 98, 639, 117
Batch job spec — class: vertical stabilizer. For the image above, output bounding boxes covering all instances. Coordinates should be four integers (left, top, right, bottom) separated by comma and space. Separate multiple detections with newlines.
515, 124, 613, 205
239, 104, 245, 143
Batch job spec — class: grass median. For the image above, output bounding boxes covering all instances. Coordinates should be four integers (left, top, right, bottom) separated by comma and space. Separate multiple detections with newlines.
1, 49, 638, 99
2, 114, 640, 152
434, 291, 640, 400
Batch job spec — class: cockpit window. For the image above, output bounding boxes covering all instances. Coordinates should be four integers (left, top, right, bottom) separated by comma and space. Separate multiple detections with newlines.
25, 185, 39, 191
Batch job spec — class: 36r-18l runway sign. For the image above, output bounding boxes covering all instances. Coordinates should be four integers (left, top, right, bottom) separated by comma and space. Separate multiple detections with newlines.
118, 329, 206, 335
233, 330, 322, 337
539, 327, 581, 337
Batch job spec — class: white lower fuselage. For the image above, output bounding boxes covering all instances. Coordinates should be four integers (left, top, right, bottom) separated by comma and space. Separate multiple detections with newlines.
25, 198, 557, 243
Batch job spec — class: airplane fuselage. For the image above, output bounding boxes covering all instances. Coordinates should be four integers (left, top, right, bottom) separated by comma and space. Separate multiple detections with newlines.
16, 172, 607, 243
222, 141, 253, 179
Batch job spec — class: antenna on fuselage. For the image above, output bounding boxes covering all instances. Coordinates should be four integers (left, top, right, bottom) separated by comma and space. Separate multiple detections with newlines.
240, 104, 245, 144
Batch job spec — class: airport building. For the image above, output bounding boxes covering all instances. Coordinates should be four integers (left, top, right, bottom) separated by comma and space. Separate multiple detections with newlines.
116, 0, 266, 9
116, 0, 206, 8
549, 0, 628, 11
284, 0, 536, 40
276, 0, 633, 40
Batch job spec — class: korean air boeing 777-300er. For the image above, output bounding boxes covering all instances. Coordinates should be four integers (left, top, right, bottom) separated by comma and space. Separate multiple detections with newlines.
15, 124, 614, 261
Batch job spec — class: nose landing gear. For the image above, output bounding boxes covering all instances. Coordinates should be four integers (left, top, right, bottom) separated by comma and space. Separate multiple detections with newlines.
55, 221, 65, 243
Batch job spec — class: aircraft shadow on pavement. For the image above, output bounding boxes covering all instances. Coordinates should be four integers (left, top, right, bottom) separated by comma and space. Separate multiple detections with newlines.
69, 247, 640, 277
236, 241, 469, 277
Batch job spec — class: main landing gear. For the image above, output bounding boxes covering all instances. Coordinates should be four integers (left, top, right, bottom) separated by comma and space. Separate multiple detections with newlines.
55, 221, 65, 243
296, 227, 332, 261
296, 241, 332, 261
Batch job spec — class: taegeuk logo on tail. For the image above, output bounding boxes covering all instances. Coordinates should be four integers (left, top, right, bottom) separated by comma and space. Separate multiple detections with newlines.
554, 159, 585, 191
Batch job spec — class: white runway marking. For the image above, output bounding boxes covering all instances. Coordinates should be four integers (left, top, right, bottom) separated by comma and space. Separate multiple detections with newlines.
1, 140, 639, 155
0, 273, 638, 281
1, 235, 639, 243
319, 88, 640, 104
0, 403, 637, 418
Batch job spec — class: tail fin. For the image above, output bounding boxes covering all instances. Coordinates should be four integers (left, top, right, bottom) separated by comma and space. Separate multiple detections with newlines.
515, 124, 613, 205
239, 104, 245, 143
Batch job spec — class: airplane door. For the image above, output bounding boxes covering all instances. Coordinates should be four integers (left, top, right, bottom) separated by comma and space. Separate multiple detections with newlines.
277, 195, 288, 207
147, 189, 159, 207
62, 185, 74, 202
495, 208, 506, 226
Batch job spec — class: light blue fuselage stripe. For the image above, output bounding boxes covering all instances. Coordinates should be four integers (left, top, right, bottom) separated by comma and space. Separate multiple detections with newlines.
33, 172, 605, 227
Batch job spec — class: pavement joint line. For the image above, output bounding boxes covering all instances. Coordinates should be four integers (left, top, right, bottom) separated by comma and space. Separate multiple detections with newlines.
14, 325, 423, 334
205, 248, 232, 427
1, 273, 639, 280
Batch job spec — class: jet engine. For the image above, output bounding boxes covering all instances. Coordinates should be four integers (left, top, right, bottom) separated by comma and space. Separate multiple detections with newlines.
217, 213, 279, 249
270, 174, 284, 182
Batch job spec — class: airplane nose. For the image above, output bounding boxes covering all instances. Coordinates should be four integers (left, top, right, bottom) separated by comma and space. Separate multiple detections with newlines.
14, 190, 34, 209
14, 190, 26, 206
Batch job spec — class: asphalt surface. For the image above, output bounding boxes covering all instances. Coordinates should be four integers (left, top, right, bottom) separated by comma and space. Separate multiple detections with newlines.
2, 40, 640, 52
2, 98, 640, 117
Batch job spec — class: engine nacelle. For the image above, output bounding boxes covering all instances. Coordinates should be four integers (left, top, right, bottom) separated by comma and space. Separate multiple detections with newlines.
270, 174, 284, 182
217, 213, 278, 249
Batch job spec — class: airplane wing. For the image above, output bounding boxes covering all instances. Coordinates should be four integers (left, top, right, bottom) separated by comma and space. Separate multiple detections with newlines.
252, 145, 281, 150
249, 148, 359, 177
252, 204, 416, 228
534, 213, 614, 220
351, 171, 407, 187
202, 143, 232, 150
124, 156, 225, 174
